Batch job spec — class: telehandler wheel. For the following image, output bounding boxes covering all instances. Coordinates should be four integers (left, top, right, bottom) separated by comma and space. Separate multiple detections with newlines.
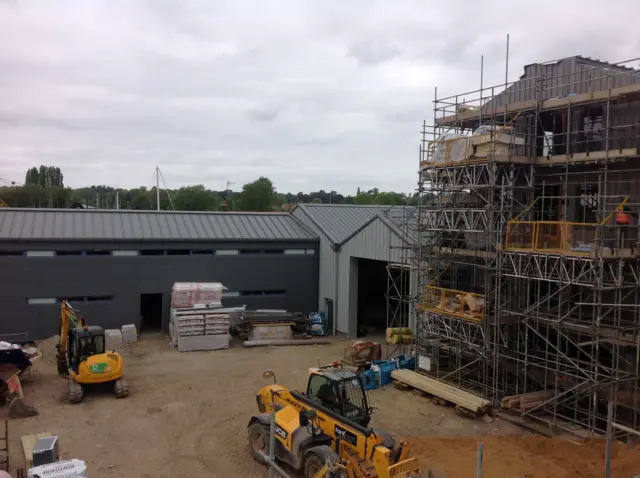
372, 428, 401, 461
248, 422, 270, 465
68, 380, 83, 404
303, 446, 341, 478
114, 378, 129, 399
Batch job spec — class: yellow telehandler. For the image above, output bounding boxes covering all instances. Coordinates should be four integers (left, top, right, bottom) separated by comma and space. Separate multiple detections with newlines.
248, 367, 421, 477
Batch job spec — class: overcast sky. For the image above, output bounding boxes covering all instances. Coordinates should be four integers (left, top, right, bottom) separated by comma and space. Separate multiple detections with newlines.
0, 1, 638, 195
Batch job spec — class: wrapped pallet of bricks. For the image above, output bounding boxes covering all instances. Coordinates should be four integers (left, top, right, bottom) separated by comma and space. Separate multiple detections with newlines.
386, 327, 414, 345
171, 282, 227, 309
170, 307, 235, 352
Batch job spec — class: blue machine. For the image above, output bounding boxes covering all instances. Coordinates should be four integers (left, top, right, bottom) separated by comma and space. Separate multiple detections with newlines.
309, 312, 329, 336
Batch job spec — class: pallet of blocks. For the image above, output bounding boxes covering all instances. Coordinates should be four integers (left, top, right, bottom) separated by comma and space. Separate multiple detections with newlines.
170, 306, 245, 352
391, 369, 491, 417
171, 282, 227, 309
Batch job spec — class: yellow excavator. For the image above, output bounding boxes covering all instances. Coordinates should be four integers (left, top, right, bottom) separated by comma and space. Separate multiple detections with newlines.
56, 300, 128, 403
248, 367, 421, 478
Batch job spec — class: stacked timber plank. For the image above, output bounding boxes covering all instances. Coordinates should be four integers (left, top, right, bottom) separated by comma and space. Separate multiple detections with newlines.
391, 369, 491, 415
501, 391, 554, 411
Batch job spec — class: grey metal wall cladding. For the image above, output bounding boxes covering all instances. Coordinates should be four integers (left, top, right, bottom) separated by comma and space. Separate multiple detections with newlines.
483, 57, 640, 112
291, 208, 336, 312
0, 209, 316, 241
0, 241, 319, 340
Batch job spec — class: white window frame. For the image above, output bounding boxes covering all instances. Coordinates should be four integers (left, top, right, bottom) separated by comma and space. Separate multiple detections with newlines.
27, 297, 57, 305
216, 249, 239, 256
25, 250, 55, 257
111, 250, 139, 257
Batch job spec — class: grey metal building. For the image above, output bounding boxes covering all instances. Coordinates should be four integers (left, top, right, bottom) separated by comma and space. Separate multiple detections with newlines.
0, 208, 319, 340
291, 204, 417, 338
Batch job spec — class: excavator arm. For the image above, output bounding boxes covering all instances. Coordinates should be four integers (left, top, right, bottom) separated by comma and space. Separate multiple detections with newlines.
56, 301, 85, 376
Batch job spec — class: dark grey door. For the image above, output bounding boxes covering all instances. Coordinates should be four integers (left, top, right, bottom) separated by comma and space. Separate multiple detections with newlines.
324, 298, 334, 335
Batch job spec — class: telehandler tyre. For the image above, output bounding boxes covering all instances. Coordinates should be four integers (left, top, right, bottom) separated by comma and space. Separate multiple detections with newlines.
303, 446, 341, 478
248, 422, 270, 464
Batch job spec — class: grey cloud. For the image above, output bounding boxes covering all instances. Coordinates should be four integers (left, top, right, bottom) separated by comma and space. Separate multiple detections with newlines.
246, 106, 282, 122
347, 40, 401, 66
0, 0, 638, 194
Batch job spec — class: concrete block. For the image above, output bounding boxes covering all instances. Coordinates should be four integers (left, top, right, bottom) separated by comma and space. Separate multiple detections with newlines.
105, 329, 123, 352
121, 324, 138, 343
177, 334, 229, 352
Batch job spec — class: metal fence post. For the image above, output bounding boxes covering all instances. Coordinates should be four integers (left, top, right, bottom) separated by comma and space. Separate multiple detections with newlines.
476, 441, 483, 478
605, 399, 613, 478
268, 410, 276, 478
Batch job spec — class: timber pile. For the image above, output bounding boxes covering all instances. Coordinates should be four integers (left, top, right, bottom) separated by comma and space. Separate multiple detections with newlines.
243, 338, 331, 348
391, 369, 490, 416
501, 390, 555, 411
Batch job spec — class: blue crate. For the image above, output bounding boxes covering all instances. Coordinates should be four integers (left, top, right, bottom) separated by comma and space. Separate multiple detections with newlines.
395, 355, 415, 370
372, 359, 398, 387
360, 369, 377, 390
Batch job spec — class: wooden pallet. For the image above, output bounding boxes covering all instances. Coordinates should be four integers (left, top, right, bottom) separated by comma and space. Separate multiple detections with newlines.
0, 420, 7, 471
392, 369, 491, 417
21, 431, 51, 469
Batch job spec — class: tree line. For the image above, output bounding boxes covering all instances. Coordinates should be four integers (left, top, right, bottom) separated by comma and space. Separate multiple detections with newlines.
0, 166, 419, 211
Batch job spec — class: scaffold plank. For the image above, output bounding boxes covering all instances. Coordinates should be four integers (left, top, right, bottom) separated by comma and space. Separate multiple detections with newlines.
391, 369, 490, 413
435, 84, 640, 125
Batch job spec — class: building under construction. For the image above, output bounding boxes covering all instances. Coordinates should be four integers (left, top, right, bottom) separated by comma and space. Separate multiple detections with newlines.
398, 55, 640, 438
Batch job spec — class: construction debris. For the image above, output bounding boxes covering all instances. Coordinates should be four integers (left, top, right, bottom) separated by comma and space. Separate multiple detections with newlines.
8, 397, 38, 419
231, 310, 310, 340
501, 391, 555, 411
28, 459, 88, 478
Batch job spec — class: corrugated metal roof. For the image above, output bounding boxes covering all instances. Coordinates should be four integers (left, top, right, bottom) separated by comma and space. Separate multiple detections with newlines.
0, 208, 317, 242
292, 204, 415, 245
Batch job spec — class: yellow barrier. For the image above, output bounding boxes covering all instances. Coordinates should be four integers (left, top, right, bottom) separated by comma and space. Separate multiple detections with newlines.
505, 221, 598, 255
419, 286, 484, 322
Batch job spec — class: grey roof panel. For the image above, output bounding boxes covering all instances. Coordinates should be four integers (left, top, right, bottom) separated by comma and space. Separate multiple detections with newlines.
0, 208, 317, 242
293, 204, 416, 245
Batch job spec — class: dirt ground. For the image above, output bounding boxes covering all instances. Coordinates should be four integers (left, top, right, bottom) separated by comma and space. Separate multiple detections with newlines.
4, 334, 640, 477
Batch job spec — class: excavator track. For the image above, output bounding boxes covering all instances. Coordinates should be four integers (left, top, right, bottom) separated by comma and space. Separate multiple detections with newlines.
114, 378, 129, 398
68, 380, 84, 404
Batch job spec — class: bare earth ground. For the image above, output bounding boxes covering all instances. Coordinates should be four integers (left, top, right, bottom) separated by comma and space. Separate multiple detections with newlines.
4, 334, 640, 477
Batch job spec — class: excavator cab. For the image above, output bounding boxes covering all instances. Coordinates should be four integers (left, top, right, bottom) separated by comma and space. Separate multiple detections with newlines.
306, 369, 372, 427
67, 327, 106, 373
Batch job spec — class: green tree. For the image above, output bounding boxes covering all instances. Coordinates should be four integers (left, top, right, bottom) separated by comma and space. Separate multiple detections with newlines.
238, 177, 276, 211
130, 188, 153, 210
354, 192, 374, 205
174, 185, 219, 211
25, 167, 39, 185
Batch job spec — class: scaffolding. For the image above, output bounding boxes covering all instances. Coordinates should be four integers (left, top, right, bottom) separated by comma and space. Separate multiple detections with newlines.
412, 55, 640, 439
385, 205, 417, 358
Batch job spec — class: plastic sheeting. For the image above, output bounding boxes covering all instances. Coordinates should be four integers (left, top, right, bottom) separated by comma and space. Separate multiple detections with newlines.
170, 282, 227, 309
